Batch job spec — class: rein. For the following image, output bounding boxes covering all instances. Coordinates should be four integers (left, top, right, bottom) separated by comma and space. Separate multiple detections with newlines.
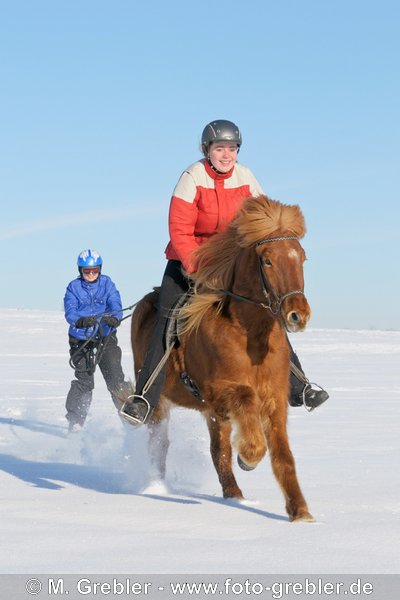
219, 235, 305, 316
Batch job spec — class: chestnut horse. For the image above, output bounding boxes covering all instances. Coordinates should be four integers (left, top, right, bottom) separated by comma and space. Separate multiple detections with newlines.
129, 196, 314, 522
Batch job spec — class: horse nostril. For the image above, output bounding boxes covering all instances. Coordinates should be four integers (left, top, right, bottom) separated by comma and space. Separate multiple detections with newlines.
290, 311, 300, 323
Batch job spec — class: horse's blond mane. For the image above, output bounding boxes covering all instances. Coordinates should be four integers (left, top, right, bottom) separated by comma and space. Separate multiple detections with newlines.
179, 196, 306, 333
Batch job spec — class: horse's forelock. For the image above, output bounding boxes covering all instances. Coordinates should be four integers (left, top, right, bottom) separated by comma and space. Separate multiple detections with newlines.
235, 196, 306, 246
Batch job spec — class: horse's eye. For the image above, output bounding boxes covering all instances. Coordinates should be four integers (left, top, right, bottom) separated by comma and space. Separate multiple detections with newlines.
264, 257, 272, 267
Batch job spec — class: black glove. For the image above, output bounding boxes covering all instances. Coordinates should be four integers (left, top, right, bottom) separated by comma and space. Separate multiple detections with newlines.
102, 316, 121, 328
75, 316, 97, 329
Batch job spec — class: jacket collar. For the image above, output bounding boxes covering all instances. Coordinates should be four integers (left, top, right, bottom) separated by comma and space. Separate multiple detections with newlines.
80, 275, 101, 288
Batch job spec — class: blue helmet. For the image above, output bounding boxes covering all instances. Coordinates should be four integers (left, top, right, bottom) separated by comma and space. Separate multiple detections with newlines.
77, 249, 103, 272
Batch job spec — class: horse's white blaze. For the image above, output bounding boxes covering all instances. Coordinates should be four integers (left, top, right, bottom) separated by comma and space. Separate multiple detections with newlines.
288, 248, 299, 261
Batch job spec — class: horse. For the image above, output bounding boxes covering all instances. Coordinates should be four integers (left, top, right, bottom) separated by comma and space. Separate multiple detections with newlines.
128, 195, 314, 522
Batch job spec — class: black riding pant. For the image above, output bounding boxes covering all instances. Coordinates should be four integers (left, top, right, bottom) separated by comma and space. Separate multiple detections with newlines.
135, 259, 306, 409
134, 260, 189, 407
66, 333, 126, 425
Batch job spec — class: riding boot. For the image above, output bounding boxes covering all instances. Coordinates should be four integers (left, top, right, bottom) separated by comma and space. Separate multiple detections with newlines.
289, 343, 329, 410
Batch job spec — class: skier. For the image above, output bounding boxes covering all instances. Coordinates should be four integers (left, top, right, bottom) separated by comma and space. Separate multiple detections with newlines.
64, 249, 129, 432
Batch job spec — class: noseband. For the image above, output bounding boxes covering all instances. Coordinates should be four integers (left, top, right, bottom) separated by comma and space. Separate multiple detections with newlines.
220, 235, 305, 316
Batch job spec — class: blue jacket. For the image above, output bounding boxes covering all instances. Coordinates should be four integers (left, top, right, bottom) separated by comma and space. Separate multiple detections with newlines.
64, 274, 123, 341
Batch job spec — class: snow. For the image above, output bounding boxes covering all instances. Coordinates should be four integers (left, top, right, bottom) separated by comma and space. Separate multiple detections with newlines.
0, 308, 399, 575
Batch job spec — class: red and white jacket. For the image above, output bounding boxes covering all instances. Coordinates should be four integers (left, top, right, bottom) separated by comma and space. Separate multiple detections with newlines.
165, 159, 264, 273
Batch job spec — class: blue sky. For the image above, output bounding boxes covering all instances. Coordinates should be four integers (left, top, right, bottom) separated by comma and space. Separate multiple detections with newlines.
1, 0, 399, 330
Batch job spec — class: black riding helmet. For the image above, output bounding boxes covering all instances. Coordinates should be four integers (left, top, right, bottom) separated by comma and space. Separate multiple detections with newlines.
201, 119, 242, 156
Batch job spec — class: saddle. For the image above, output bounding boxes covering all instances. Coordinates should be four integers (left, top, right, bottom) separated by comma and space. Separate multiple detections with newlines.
151, 290, 203, 402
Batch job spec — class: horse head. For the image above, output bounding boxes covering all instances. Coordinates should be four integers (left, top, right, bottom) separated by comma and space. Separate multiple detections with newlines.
255, 235, 311, 332
227, 195, 311, 332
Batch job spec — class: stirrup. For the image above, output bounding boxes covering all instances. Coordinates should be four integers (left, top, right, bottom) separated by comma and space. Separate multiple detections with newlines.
301, 382, 329, 412
120, 395, 151, 425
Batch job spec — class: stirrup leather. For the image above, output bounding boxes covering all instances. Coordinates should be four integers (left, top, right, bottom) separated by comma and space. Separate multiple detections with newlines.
120, 395, 151, 425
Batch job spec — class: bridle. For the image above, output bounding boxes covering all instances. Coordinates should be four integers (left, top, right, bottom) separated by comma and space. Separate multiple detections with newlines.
220, 235, 305, 316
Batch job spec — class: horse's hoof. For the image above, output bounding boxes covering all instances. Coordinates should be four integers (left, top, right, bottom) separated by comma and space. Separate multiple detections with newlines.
290, 511, 316, 523
237, 454, 256, 471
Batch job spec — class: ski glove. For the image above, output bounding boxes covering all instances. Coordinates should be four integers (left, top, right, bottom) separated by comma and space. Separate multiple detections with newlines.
75, 316, 98, 329
102, 316, 121, 328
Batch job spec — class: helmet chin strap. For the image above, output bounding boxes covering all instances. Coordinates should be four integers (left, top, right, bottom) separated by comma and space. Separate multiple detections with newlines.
207, 158, 225, 175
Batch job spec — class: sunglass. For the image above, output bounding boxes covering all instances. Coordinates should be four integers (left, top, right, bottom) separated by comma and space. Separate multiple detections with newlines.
82, 268, 100, 275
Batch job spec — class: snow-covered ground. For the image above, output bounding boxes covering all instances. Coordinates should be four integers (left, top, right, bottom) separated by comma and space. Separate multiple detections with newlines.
0, 309, 399, 574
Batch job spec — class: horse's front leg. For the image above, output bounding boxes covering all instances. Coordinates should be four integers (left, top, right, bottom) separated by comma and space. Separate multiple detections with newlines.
264, 408, 314, 522
227, 384, 267, 471
207, 414, 243, 499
